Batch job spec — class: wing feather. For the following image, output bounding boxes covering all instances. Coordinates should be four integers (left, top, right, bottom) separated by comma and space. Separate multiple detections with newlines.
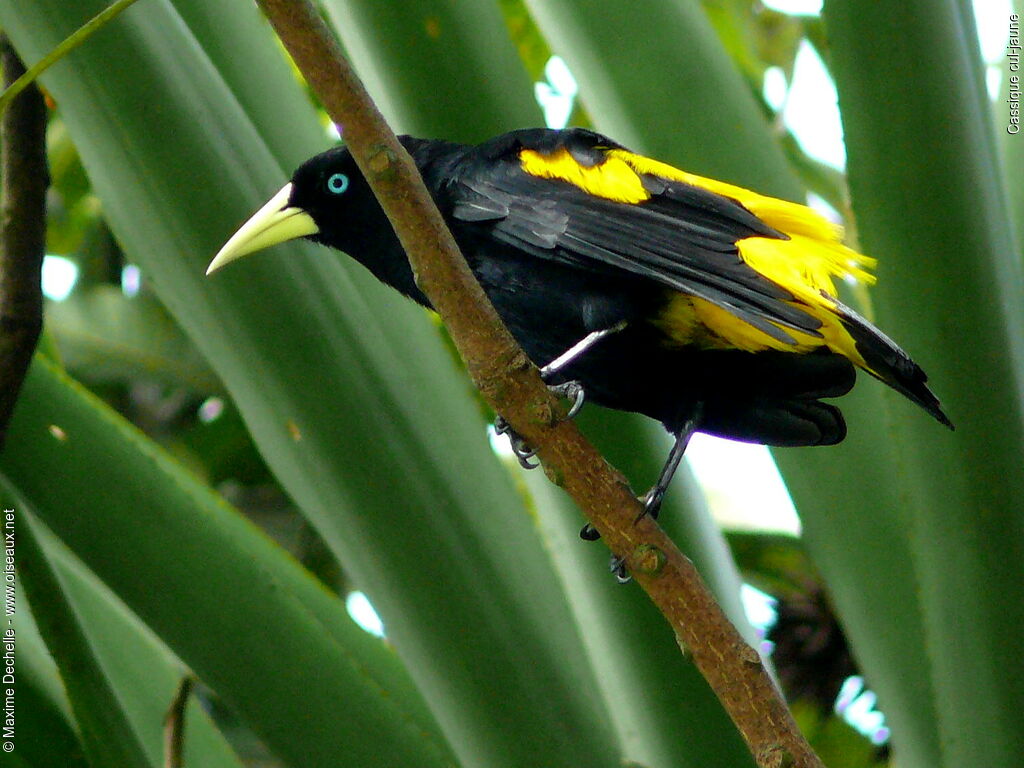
429, 127, 950, 428
449, 142, 825, 342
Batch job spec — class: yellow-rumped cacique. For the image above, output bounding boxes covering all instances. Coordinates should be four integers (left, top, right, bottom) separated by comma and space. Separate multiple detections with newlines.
208, 127, 953, 531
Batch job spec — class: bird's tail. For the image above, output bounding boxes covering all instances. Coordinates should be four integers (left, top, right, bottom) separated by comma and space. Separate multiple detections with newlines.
833, 298, 953, 429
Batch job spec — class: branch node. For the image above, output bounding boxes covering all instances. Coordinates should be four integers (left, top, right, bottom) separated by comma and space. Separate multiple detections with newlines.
633, 543, 667, 576
368, 144, 398, 179
529, 399, 557, 427
760, 745, 797, 768
740, 642, 763, 665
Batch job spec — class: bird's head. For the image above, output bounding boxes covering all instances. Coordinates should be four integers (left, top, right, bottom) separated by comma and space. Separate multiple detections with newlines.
206, 146, 384, 275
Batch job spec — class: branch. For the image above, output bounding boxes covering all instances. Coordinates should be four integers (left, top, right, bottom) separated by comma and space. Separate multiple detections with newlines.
0, 36, 48, 447
254, 2, 825, 766
163, 675, 195, 768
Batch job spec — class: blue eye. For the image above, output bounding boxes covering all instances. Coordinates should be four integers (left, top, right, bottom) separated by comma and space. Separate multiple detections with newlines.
327, 173, 349, 194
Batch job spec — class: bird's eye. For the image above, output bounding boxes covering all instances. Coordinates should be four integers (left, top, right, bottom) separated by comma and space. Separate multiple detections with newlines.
326, 173, 349, 194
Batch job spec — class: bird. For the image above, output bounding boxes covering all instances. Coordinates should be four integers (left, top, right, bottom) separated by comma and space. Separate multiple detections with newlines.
208, 127, 953, 548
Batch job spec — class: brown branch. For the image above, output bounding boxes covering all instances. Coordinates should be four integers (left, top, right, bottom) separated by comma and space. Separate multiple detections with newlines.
0, 36, 48, 448
254, 2, 825, 766
163, 675, 195, 768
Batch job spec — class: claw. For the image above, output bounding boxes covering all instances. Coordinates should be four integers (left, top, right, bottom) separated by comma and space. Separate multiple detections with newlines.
579, 523, 600, 541
507, 431, 539, 470
514, 449, 539, 470
491, 379, 586, 471
610, 555, 631, 584
546, 380, 586, 420
494, 415, 540, 470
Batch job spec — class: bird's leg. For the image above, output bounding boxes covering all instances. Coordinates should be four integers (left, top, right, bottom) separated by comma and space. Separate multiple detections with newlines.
638, 405, 703, 523
606, 405, 704, 583
539, 320, 628, 382
495, 321, 627, 471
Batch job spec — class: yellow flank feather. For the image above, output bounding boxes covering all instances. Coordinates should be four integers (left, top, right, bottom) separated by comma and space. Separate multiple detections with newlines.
659, 289, 870, 369
657, 296, 824, 353
519, 148, 651, 204
521, 144, 879, 369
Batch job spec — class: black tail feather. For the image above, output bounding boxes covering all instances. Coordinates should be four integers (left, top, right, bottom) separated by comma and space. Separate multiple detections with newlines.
702, 399, 847, 447
834, 300, 954, 429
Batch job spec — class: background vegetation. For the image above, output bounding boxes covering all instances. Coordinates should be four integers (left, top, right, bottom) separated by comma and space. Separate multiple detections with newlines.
0, 1, 1020, 767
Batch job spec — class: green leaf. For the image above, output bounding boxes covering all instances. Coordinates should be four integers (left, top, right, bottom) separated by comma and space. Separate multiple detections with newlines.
497, 0, 557, 83
8, 502, 246, 768
46, 285, 220, 392
8, 584, 89, 768
821, 2, 1024, 766
322, 0, 543, 139
45, 119, 100, 257
179, 397, 273, 486
0, 0, 143, 115
703, 0, 804, 87
726, 530, 816, 601
7, 484, 153, 768
0, 356, 457, 768
792, 702, 882, 768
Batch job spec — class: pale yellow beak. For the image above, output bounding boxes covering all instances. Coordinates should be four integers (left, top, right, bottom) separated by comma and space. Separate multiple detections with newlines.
206, 183, 320, 275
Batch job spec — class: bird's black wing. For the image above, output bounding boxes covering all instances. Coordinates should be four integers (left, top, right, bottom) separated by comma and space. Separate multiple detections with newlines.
445, 128, 823, 345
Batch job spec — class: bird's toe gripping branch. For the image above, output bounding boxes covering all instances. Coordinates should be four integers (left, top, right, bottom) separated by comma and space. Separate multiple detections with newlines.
493, 380, 589, 470
610, 555, 631, 584
545, 379, 586, 420
493, 414, 539, 470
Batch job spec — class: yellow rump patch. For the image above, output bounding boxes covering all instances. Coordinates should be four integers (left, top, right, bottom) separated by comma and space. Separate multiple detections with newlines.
657, 289, 868, 369
519, 147, 651, 204
654, 295, 779, 352
656, 294, 822, 353
656, 235, 872, 366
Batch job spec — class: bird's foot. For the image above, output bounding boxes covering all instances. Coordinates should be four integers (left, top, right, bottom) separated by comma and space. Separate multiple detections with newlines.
544, 379, 586, 420
583, 531, 631, 584
493, 415, 539, 470
493, 380, 587, 470
580, 483, 663, 543
636, 486, 665, 524
609, 554, 631, 584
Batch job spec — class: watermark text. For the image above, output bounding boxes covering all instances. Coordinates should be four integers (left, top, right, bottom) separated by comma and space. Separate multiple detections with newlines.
1009, 14, 1021, 134
2, 508, 14, 753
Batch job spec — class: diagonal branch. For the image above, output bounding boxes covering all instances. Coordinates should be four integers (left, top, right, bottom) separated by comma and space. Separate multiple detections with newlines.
0, 36, 48, 447
254, 2, 825, 766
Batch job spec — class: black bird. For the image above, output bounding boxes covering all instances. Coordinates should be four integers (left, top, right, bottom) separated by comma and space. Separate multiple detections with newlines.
208, 127, 952, 540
